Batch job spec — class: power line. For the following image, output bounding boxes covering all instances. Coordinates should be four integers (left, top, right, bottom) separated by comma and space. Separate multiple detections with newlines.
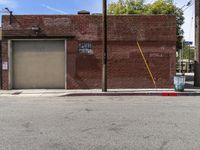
182, 0, 193, 12
188, 5, 194, 41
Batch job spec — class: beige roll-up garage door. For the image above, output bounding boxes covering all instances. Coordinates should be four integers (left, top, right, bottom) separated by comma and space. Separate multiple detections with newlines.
13, 40, 65, 89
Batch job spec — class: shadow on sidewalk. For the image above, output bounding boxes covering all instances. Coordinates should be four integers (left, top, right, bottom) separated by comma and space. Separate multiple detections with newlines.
185, 73, 200, 89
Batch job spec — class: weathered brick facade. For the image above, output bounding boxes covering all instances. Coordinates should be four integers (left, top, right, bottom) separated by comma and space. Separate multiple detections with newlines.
1, 14, 176, 90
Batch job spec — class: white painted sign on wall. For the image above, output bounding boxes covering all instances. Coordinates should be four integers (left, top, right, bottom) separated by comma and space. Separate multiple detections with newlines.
2, 62, 8, 70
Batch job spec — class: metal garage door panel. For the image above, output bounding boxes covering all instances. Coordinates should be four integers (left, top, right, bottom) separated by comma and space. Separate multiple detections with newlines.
13, 40, 65, 89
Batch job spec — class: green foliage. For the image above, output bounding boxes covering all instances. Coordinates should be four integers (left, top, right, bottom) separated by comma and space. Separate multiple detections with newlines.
146, 0, 175, 14
108, 0, 147, 15
183, 46, 194, 60
126, 0, 147, 14
108, 0, 185, 50
108, 0, 127, 14
177, 45, 194, 60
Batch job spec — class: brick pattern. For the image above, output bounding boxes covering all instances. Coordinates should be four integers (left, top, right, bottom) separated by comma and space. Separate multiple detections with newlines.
1, 15, 176, 89
2, 15, 176, 41
1, 40, 8, 89
68, 41, 176, 89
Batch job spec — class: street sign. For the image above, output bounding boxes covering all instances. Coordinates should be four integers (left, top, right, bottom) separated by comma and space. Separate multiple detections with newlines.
184, 41, 193, 45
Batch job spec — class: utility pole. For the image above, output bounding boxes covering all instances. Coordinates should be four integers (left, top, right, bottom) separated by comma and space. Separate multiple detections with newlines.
178, 36, 183, 73
188, 44, 191, 72
195, 0, 200, 86
181, 38, 184, 74
102, 0, 108, 92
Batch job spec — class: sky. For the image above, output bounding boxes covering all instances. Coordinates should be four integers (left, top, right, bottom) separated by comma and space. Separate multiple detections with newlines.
0, 0, 195, 44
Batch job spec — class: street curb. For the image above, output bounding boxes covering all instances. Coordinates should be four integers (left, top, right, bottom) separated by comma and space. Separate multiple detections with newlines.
64, 92, 200, 97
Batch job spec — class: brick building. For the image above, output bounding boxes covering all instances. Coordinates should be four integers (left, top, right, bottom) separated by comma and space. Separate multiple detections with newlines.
0, 14, 176, 90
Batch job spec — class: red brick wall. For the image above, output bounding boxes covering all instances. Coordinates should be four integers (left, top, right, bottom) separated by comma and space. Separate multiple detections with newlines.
1, 40, 9, 89
67, 41, 176, 89
2, 15, 176, 41
1, 15, 176, 89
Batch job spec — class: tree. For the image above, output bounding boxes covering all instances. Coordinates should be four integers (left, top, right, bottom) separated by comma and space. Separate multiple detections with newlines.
146, 0, 184, 49
108, 0, 125, 14
108, 0, 185, 50
183, 44, 194, 60
108, 0, 146, 15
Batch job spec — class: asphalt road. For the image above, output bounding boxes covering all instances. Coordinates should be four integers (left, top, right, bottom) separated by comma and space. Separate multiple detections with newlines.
0, 96, 200, 150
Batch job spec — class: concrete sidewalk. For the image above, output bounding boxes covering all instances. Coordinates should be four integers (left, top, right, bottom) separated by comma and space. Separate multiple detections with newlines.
1, 88, 200, 97
1, 73, 199, 97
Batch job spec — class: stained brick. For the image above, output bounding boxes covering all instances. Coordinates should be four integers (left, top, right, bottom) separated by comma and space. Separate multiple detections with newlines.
1, 15, 176, 90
